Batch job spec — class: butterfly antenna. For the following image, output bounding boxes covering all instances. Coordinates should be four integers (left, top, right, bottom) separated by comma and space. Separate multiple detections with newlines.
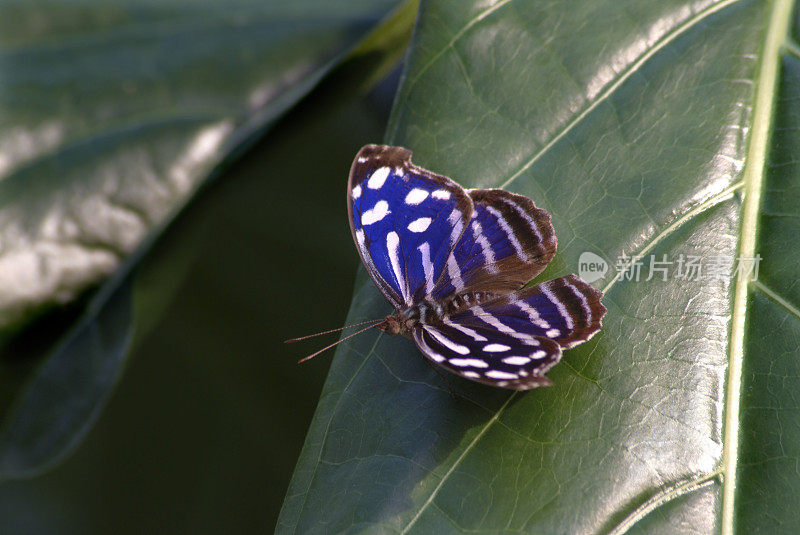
296, 321, 383, 364
284, 318, 384, 343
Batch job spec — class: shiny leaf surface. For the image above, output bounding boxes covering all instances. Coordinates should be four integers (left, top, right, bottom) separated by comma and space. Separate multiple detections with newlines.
281, 0, 800, 532
0, 0, 404, 478
0, 0, 398, 333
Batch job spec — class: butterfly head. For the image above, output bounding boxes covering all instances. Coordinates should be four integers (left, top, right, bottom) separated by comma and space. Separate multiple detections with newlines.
376, 315, 404, 336
377, 304, 427, 336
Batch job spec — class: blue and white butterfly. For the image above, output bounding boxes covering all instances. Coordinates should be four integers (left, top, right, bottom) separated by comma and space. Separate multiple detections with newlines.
348, 145, 605, 390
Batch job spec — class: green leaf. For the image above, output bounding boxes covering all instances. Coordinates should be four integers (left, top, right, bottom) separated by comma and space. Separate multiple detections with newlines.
737, 35, 800, 535
0, 0, 408, 478
280, 0, 800, 532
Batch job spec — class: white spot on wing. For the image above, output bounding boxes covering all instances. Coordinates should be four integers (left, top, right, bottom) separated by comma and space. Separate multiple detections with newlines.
352, 184, 362, 199
386, 231, 409, 303
532, 350, 547, 359
426, 327, 469, 355
405, 188, 429, 205
443, 209, 467, 291
361, 200, 390, 225
432, 189, 451, 200
483, 343, 510, 352
407, 217, 432, 233
418, 242, 434, 294
462, 371, 480, 378
367, 166, 391, 189
503, 356, 531, 365
447, 210, 465, 248
486, 370, 518, 380
443, 319, 487, 341
449, 358, 489, 368
447, 256, 465, 291
546, 328, 561, 338
414, 330, 446, 362
515, 299, 550, 329
472, 306, 536, 342
472, 220, 498, 273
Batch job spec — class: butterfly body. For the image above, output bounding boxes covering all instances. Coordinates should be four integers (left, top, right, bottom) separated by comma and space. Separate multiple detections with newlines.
348, 145, 605, 390
377, 290, 502, 336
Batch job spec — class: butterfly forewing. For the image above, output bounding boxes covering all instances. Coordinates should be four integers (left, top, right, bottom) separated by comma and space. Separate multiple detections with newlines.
431, 189, 556, 300
348, 145, 472, 308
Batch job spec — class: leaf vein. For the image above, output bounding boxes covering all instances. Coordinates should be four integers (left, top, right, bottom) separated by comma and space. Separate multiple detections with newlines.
721, 0, 796, 531
753, 280, 800, 321
400, 394, 517, 534
606, 471, 722, 535
601, 181, 744, 295
497, 0, 748, 189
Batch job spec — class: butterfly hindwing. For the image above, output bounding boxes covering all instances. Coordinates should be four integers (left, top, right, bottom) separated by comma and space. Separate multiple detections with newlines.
411, 274, 605, 389
477, 274, 606, 349
412, 321, 561, 390
432, 189, 557, 299
348, 145, 472, 308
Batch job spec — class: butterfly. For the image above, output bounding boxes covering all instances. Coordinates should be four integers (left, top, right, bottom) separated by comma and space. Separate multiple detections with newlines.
347, 144, 606, 390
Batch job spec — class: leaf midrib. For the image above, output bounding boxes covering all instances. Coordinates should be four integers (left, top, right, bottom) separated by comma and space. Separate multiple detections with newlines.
720, 1, 796, 532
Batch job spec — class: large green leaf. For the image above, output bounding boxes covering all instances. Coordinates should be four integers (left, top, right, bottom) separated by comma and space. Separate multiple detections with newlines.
280, 0, 800, 532
0, 0, 408, 478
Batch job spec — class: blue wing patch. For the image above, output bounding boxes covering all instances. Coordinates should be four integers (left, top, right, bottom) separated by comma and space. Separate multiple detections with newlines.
348, 145, 471, 307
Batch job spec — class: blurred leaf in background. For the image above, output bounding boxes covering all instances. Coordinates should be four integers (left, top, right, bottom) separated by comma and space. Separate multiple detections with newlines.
0, 64, 401, 534
0, 0, 413, 480
0, 0, 418, 531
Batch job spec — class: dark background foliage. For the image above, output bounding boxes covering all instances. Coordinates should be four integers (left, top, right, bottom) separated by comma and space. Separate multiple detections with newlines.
0, 4, 405, 527
0, 61, 400, 535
